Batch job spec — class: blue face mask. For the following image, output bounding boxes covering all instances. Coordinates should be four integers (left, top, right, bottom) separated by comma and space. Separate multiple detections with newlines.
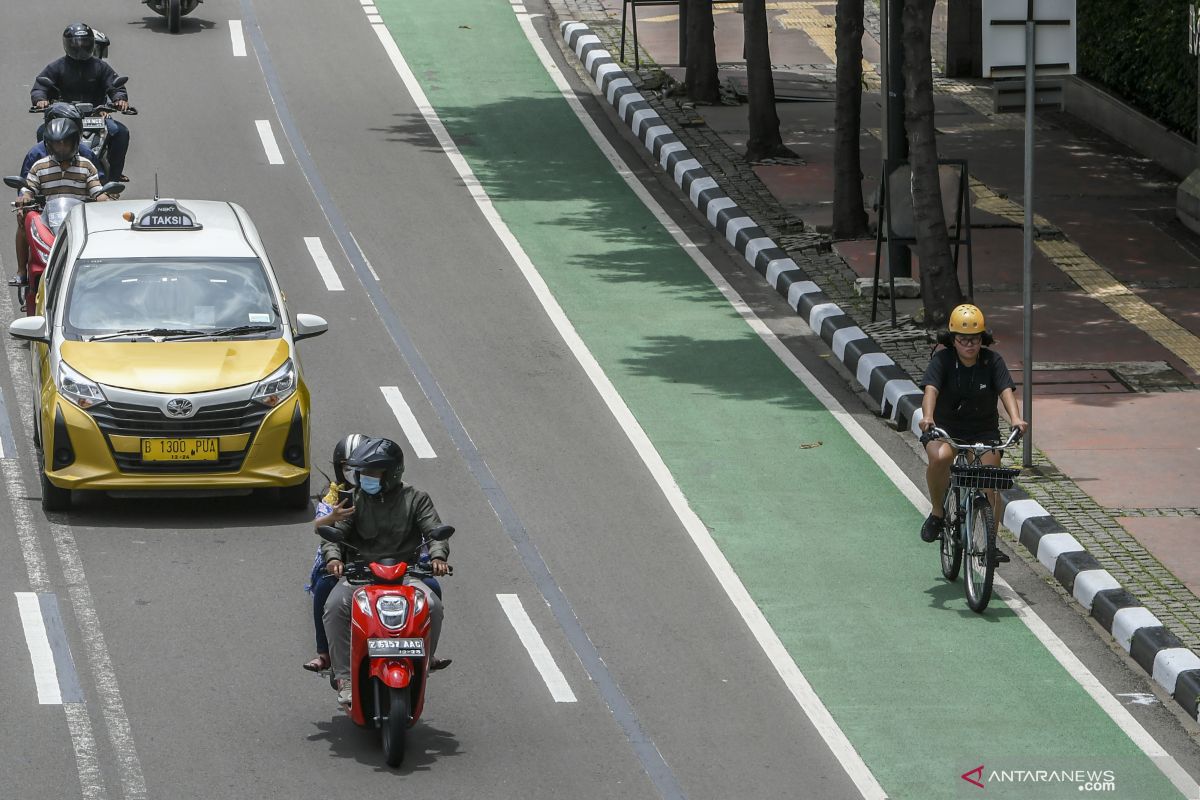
359, 475, 382, 495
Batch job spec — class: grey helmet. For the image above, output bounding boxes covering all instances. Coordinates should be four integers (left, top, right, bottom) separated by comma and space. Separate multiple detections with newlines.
332, 433, 368, 486
43, 117, 81, 163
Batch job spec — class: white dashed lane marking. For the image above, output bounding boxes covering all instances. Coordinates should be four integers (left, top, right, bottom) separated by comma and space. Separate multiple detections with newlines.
497, 594, 576, 703
380, 386, 436, 458
255, 120, 285, 164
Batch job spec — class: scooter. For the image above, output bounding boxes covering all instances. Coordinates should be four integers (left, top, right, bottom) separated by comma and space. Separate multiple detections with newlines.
315, 523, 454, 767
30, 76, 138, 183
4, 177, 124, 314
143, 0, 203, 34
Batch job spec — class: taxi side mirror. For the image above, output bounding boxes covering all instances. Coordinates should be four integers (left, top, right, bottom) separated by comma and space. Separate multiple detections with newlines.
9, 316, 49, 344
294, 313, 328, 341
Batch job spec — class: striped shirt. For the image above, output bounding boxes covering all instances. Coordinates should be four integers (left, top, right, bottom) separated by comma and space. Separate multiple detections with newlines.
23, 155, 102, 200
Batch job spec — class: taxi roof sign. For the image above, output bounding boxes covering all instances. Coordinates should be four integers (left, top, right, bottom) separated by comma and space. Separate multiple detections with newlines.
131, 199, 203, 231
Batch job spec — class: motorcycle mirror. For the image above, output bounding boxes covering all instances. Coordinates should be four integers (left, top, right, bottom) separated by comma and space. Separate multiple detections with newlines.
427, 525, 455, 542
316, 525, 345, 543
113, 76, 128, 89
36, 76, 56, 90
3, 176, 25, 190
99, 182, 125, 196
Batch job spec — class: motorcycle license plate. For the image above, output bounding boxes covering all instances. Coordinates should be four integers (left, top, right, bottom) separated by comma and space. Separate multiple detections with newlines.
82, 117, 105, 131
368, 638, 424, 658
140, 438, 219, 462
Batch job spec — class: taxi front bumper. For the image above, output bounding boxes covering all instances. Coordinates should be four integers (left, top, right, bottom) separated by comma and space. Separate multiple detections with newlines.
42, 389, 309, 491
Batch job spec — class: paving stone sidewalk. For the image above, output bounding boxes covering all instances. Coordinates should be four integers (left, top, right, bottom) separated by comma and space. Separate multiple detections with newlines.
541, 0, 1200, 658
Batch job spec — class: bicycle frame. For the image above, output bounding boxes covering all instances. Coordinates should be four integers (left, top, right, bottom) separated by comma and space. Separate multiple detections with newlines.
929, 427, 1021, 612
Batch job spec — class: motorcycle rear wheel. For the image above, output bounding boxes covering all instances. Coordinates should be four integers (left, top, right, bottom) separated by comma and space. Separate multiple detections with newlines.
168, 0, 182, 33
380, 684, 409, 767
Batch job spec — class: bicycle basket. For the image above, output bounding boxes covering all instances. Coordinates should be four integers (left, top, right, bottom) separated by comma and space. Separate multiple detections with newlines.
950, 464, 1020, 491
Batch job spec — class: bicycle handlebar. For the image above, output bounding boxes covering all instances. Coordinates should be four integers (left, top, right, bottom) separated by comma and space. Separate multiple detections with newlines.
922, 426, 1022, 451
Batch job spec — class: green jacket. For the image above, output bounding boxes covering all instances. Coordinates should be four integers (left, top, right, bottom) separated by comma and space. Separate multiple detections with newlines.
321, 461, 447, 566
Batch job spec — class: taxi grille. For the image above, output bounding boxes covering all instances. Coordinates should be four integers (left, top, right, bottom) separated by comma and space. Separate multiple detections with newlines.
89, 400, 268, 473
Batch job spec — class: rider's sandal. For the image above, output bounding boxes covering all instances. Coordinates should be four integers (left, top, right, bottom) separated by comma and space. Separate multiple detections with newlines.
429, 658, 452, 672
302, 654, 330, 672
7, 275, 28, 287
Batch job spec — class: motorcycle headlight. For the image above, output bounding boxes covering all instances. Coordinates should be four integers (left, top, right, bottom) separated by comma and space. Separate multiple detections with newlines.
353, 589, 372, 617
376, 595, 408, 630
251, 359, 296, 407
58, 361, 107, 409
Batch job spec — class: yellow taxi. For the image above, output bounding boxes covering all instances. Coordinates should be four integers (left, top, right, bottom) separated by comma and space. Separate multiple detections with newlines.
7, 198, 327, 511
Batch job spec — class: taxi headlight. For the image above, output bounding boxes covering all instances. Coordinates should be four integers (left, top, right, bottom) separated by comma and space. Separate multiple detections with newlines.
376, 595, 408, 630
251, 360, 297, 408
57, 361, 107, 409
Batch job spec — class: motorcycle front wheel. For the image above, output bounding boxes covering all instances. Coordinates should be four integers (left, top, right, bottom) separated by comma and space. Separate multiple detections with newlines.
380, 683, 409, 767
168, 0, 182, 33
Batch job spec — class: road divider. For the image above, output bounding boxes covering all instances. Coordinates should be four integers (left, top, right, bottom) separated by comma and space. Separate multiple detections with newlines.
255, 119, 284, 165
380, 386, 435, 458
497, 594, 576, 702
303, 237, 344, 292
229, 20, 246, 57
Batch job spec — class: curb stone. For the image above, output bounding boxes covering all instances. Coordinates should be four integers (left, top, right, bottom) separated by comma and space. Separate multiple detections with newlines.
556, 19, 1200, 723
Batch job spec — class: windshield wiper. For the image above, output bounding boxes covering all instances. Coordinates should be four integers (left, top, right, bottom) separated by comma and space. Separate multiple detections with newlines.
162, 324, 278, 341
87, 328, 204, 342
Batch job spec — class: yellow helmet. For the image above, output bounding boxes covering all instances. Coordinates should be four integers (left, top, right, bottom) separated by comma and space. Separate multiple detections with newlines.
948, 303, 985, 334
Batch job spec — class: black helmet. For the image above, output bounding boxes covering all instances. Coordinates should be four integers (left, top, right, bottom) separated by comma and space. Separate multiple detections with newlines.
332, 433, 368, 486
345, 437, 404, 472
43, 102, 81, 126
44, 117, 81, 162
63, 23, 96, 61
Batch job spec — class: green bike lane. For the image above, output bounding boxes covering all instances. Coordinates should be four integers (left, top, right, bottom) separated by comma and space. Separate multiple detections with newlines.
374, 0, 1186, 796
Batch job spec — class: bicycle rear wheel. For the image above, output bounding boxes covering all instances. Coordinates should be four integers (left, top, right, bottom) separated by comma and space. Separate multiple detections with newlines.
939, 493, 962, 581
964, 496, 996, 613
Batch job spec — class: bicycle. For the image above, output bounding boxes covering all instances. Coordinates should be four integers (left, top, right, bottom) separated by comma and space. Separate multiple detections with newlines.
923, 427, 1022, 613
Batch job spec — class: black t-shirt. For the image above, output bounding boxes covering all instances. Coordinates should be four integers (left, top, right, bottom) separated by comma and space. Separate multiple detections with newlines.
919, 347, 1015, 435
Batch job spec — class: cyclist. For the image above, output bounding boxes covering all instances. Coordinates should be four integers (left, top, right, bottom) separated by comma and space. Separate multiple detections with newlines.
916, 304, 1027, 549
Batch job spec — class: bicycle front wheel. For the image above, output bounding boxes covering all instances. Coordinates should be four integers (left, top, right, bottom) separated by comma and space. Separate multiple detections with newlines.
964, 497, 996, 613
940, 493, 962, 581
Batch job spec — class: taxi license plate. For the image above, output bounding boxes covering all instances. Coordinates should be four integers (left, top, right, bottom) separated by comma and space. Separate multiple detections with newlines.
140, 438, 219, 462
368, 638, 424, 658
82, 117, 105, 130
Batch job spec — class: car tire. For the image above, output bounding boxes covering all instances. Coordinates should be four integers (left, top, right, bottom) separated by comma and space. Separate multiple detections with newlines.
279, 476, 310, 510
41, 469, 71, 512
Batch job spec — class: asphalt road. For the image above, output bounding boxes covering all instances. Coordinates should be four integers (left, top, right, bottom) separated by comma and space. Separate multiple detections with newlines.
1, 1, 1199, 799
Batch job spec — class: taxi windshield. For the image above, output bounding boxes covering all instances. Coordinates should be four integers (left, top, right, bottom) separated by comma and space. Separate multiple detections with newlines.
63, 258, 281, 342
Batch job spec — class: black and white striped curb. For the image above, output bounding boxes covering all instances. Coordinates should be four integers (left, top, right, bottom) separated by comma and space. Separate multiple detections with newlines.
558, 19, 1200, 722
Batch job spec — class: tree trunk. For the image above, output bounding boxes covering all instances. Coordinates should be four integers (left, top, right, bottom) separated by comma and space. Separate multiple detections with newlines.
833, 0, 869, 238
744, 0, 798, 161
684, 0, 720, 104
902, 0, 962, 327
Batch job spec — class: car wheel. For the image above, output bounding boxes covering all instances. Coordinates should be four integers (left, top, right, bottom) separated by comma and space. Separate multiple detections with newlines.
279, 476, 311, 510
41, 469, 71, 512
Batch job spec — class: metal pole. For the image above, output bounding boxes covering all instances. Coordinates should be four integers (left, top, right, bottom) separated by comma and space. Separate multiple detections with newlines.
1022, 3, 1035, 467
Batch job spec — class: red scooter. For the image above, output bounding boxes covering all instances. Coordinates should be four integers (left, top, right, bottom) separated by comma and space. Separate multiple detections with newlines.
5, 177, 122, 314
315, 524, 454, 767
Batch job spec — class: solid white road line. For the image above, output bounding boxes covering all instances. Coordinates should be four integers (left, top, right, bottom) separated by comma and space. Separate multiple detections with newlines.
303, 237, 344, 291
229, 20, 247, 57
380, 386, 436, 458
1, 294, 143, 799
16, 592, 62, 704
255, 119, 285, 164
497, 594, 576, 702
348, 231, 381, 280
533, 14, 1200, 798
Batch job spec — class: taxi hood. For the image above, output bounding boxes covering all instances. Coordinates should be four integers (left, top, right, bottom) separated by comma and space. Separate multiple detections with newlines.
60, 339, 290, 394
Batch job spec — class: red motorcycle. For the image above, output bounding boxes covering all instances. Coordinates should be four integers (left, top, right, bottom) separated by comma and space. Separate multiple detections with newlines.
315, 524, 454, 767
5, 177, 122, 314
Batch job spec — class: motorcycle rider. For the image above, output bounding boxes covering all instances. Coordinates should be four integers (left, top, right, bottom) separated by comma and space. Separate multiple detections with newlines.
31, 23, 131, 182
10, 104, 98, 288
11, 118, 110, 287
320, 437, 452, 709
303, 433, 367, 673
